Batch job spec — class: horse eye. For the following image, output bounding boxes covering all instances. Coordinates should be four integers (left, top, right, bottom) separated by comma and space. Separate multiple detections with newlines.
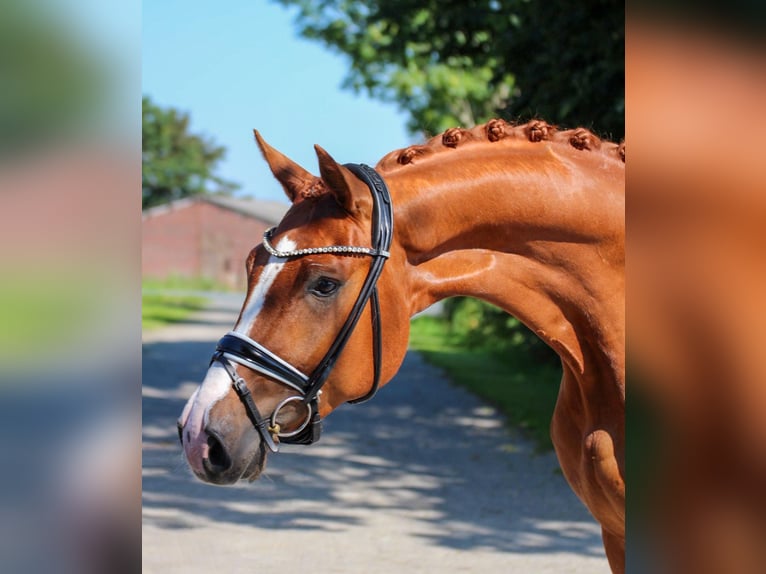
310, 277, 340, 297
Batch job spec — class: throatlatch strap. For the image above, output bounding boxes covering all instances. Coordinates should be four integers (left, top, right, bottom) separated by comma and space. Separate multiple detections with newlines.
348, 287, 383, 405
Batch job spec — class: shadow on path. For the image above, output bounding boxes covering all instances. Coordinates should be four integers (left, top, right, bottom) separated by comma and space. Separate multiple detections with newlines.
142, 296, 604, 561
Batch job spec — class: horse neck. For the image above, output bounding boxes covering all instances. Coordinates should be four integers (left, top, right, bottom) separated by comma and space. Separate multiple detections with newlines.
380, 143, 625, 382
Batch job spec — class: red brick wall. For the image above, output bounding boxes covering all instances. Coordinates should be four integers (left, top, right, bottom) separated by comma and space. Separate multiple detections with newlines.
142, 200, 272, 289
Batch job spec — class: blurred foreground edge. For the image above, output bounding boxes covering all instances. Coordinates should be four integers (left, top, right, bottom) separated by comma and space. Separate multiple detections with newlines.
627, 10, 766, 574
0, 0, 140, 573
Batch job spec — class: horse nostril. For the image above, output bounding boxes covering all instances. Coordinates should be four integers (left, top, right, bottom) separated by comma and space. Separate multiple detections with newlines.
204, 432, 232, 473
177, 422, 183, 445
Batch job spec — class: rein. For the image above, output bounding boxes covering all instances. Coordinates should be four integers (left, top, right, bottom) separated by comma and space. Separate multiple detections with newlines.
210, 163, 393, 453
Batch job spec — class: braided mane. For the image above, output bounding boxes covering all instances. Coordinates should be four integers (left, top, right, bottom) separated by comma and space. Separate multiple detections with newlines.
377, 119, 625, 172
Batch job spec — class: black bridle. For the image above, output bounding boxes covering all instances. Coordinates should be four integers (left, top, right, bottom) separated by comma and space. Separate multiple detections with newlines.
209, 163, 393, 453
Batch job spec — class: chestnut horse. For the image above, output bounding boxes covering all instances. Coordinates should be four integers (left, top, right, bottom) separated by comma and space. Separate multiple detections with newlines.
178, 119, 625, 572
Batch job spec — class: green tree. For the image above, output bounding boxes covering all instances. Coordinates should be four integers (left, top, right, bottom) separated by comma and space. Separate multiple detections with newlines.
274, 0, 623, 140
142, 96, 238, 209
444, 297, 559, 366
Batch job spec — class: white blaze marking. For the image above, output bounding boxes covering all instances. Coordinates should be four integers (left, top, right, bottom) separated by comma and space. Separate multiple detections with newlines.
178, 386, 199, 428
181, 364, 232, 469
181, 234, 297, 447
190, 364, 231, 429
234, 235, 296, 334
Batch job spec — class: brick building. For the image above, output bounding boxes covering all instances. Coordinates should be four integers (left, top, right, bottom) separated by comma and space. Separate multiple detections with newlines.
142, 195, 289, 289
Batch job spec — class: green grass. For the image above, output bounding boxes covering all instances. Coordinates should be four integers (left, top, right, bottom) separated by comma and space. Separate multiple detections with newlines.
409, 315, 562, 451
142, 293, 207, 330
141, 276, 227, 330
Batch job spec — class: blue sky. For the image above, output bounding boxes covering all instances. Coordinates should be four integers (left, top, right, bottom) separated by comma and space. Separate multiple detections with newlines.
142, 0, 413, 203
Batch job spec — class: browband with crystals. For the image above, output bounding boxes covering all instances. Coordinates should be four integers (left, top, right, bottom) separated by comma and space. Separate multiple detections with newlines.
262, 227, 390, 259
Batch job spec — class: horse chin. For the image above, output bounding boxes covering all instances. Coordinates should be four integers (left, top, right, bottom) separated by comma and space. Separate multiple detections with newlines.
228, 439, 268, 484
242, 447, 268, 482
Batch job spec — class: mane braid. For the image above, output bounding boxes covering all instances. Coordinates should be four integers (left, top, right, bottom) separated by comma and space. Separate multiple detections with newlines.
299, 177, 328, 200
381, 118, 625, 170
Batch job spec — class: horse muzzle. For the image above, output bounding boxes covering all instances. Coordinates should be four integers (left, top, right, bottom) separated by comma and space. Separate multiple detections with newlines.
180, 417, 267, 485
177, 366, 270, 485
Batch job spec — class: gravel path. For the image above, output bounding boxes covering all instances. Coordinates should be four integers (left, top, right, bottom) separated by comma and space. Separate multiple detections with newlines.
142, 293, 609, 573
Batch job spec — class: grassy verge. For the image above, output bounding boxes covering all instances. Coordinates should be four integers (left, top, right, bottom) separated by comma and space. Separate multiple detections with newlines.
408, 315, 561, 451
142, 276, 229, 330
142, 293, 207, 331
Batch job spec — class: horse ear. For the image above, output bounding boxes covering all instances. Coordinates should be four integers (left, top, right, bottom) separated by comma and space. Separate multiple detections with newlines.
314, 144, 371, 216
253, 130, 315, 203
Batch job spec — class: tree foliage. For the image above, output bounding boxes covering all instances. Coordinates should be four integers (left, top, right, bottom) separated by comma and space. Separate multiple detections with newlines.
275, 0, 623, 140
142, 96, 238, 209
444, 297, 560, 367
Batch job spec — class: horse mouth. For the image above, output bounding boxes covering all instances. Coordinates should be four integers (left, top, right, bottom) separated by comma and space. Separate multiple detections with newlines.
242, 447, 268, 482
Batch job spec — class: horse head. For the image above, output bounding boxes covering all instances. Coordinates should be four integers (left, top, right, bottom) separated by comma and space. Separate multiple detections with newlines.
177, 132, 411, 484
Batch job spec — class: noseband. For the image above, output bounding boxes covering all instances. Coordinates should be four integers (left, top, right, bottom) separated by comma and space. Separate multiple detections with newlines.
209, 163, 393, 453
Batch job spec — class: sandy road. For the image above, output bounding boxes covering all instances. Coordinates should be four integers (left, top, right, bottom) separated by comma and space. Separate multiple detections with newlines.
142, 293, 609, 573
